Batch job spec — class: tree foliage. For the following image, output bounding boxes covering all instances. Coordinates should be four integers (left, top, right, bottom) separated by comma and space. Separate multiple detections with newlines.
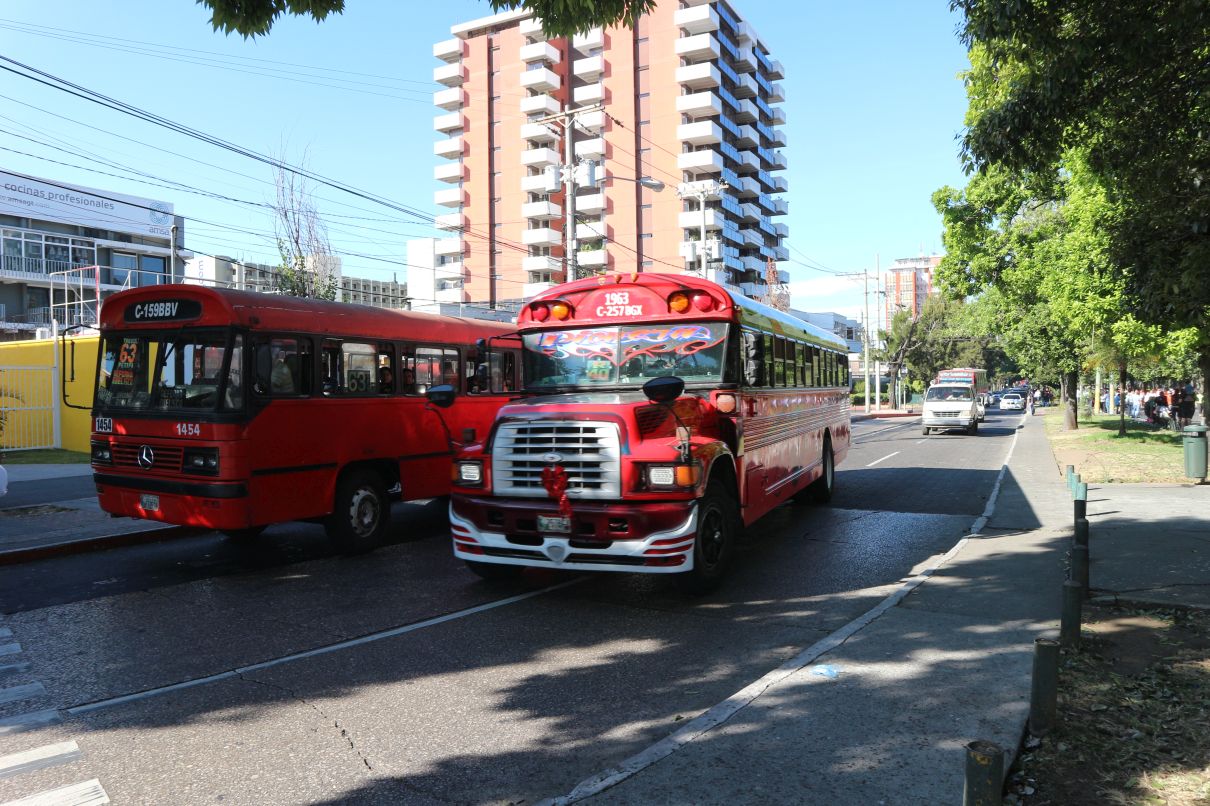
197, 0, 655, 37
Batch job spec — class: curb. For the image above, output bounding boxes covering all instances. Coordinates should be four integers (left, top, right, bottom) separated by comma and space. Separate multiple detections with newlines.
0, 525, 199, 567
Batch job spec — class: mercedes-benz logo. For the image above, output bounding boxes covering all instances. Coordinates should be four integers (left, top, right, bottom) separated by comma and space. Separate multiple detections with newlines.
542, 452, 563, 464
137, 445, 156, 469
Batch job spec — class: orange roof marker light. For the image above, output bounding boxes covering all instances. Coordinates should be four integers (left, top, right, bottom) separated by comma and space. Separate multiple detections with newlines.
549, 300, 573, 320
668, 291, 691, 314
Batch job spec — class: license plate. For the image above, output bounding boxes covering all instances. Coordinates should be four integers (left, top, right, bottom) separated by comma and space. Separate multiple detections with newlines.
140, 494, 160, 512
537, 515, 571, 534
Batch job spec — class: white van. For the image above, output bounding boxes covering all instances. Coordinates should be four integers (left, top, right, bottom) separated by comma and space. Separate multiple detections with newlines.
921, 382, 980, 435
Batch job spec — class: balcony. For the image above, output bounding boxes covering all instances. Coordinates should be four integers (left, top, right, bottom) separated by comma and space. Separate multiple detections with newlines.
740, 281, 765, 299
523, 255, 563, 273
734, 20, 753, 42
434, 187, 465, 208
433, 87, 465, 111
678, 120, 722, 146
521, 121, 557, 142
733, 45, 758, 73
434, 238, 464, 257
737, 176, 760, 196
433, 62, 467, 86
771, 106, 786, 125
572, 27, 603, 53
522, 227, 561, 247
435, 212, 465, 232
675, 33, 720, 62
674, 4, 719, 34
770, 127, 787, 147
736, 150, 760, 173
573, 82, 605, 105
773, 222, 789, 238
433, 112, 463, 133
573, 54, 604, 80
520, 41, 560, 64
678, 149, 725, 174
576, 190, 605, 213
676, 62, 720, 90
521, 94, 560, 116
575, 220, 608, 240
433, 135, 463, 158
574, 137, 605, 159
578, 248, 608, 268
768, 197, 788, 215
519, 16, 546, 39
768, 82, 785, 103
771, 245, 789, 261
676, 91, 722, 119
520, 146, 560, 168
734, 125, 758, 148
734, 98, 758, 123
520, 66, 561, 93
771, 176, 789, 192
767, 58, 785, 80
521, 172, 557, 193
575, 109, 605, 131
769, 150, 787, 170
522, 199, 560, 220
433, 38, 466, 63
434, 162, 465, 183
739, 202, 760, 222
436, 286, 470, 304
678, 209, 722, 230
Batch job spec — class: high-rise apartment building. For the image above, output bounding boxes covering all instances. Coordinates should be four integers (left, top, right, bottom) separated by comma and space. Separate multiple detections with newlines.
424, 1, 789, 309
883, 254, 940, 325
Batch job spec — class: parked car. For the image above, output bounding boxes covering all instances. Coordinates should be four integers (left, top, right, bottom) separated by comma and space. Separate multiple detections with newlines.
1000, 392, 1025, 411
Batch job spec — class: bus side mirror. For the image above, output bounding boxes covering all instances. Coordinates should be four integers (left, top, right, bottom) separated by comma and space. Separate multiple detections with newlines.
642, 376, 684, 403
426, 384, 456, 409
476, 338, 487, 350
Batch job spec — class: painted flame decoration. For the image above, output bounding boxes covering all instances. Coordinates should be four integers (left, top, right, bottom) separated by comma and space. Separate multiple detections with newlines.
541, 465, 574, 519
535, 326, 725, 366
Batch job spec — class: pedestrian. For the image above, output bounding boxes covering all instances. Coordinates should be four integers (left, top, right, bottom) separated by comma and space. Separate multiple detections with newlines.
1179, 381, 1196, 427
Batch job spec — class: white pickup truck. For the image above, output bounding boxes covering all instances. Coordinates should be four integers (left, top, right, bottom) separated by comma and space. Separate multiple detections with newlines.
921, 382, 980, 435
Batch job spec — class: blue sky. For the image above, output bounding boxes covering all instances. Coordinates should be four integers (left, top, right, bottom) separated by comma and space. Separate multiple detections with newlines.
1, 0, 971, 318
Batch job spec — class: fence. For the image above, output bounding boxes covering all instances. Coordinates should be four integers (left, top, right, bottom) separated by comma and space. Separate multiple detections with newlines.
0, 363, 57, 451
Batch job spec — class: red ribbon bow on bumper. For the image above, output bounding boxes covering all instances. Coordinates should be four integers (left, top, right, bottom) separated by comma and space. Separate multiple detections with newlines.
540, 465, 574, 520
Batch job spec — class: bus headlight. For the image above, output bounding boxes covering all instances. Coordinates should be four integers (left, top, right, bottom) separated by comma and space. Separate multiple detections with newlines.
91, 443, 112, 464
183, 448, 219, 476
645, 464, 699, 489
454, 460, 484, 486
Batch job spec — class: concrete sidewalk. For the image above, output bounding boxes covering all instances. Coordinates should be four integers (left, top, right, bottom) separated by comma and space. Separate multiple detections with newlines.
569, 411, 1210, 803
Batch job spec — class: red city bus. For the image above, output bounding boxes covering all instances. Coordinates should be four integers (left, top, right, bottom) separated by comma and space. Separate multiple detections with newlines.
89, 284, 519, 552
437, 273, 851, 591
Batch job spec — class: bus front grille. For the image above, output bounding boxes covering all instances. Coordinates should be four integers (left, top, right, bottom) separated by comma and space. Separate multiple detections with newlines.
492, 421, 621, 500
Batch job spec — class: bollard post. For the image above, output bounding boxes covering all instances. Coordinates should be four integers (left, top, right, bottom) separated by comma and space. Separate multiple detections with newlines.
1071, 544, 1089, 595
963, 740, 1004, 806
1028, 638, 1060, 736
1060, 580, 1082, 648
1073, 482, 1087, 521
1065, 465, 1075, 490
1071, 474, 1081, 495
1073, 516, 1089, 548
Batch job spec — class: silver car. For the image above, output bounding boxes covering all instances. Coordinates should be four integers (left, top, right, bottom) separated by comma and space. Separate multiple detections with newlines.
1000, 393, 1024, 410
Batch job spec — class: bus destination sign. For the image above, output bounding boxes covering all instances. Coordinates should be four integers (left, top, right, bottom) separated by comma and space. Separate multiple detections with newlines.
123, 299, 203, 323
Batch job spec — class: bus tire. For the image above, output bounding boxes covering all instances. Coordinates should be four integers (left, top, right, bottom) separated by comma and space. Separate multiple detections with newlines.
325, 470, 389, 554
222, 526, 265, 543
968, 419, 979, 435
679, 479, 738, 595
922, 426, 930, 436
803, 436, 835, 504
465, 560, 524, 581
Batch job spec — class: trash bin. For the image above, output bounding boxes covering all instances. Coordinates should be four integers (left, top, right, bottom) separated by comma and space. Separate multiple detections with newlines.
1183, 424, 1208, 480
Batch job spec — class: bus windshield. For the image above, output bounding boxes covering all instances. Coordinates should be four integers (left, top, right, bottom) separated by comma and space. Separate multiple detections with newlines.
96, 330, 245, 412
523, 322, 728, 389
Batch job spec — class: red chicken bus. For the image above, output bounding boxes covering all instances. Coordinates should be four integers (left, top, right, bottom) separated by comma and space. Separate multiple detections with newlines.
89, 285, 518, 552
435, 272, 851, 591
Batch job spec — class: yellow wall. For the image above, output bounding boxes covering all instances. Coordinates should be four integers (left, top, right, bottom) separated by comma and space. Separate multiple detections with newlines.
0, 334, 98, 453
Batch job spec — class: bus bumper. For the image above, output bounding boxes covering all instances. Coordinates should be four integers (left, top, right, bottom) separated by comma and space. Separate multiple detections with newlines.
449, 495, 699, 574
94, 472, 252, 531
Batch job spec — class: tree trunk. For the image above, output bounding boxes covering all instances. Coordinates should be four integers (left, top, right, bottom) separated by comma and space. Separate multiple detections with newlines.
1118, 361, 1128, 437
1063, 370, 1079, 430
1199, 347, 1210, 425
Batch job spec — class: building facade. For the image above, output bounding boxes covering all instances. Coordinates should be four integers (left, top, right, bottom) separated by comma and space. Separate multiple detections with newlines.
0, 170, 185, 337
883, 254, 940, 326
425, 1, 789, 308
184, 254, 410, 309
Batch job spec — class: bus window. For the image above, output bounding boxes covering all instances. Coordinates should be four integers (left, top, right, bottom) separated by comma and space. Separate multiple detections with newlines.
741, 329, 763, 387
416, 346, 460, 391
763, 333, 775, 388
377, 344, 395, 394
253, 337, 309, 397
490, 350, 517, 393
399, 350, 419, 394
810, 347, 822, 387
223, 335, 244, 410
322, 340, 377, 395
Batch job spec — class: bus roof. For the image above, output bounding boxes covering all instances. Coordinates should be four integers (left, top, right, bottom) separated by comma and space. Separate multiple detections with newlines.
98, 284, 515, 342
520, 273, 848, 352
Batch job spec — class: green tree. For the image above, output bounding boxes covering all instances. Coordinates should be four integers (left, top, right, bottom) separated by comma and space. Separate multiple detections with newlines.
198, 0, 655, 37
950, 0, 1210, 398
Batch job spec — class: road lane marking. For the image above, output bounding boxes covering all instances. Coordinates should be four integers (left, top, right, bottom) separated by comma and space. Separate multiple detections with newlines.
0, 644, 21, 657
0, 709, 62, 735
0, 663, 31, 678
865, 451, 900, 467
852, 420, 919, 444
915, 439, 927, 444
0, 741, 82, 781
65, 578, 583, 716
0, 683, 44, 706
0, 778, 109, 806
542, 426, 1023, 805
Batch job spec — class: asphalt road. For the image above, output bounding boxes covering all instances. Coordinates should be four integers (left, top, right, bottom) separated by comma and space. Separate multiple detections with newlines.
0, 409, 1025, 805
0, 474, 96, 510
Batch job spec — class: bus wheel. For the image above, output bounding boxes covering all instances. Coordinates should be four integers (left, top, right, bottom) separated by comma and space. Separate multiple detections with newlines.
326, 470, 389, 554
922, 426, 930, 436
465, 560, 524, 581
795, 437, 835, 504
679, 480, 737, 594
222, 526, 265, 543
968, 419, 979, 435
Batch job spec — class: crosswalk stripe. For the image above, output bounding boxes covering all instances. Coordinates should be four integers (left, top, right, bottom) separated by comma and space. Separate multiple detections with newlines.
0, 779, 109, 806
0, 684, 44, 706
0, 644, 21, 657
0, 663, 31, 679
0, 710, 62, 735
0, 630, 11, 640
0, 741, 82, 780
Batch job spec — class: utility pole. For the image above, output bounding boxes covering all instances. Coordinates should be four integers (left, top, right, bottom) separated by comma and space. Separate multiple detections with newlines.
534, 104, 603, 282
875, 253, 882, 412
863, 264, 871, 414
677, 180, 727, 277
